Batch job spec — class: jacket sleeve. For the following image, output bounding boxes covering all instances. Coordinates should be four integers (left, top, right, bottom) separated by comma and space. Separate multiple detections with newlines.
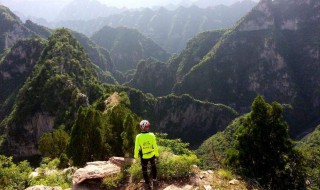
134, 135, 140, 159
153, 134, 159, 157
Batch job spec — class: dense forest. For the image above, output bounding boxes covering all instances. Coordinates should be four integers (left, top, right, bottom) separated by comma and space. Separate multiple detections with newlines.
0, 0, 319, 189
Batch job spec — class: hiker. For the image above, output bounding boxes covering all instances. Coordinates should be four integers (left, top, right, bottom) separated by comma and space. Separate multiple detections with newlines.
134, 120, 159, 189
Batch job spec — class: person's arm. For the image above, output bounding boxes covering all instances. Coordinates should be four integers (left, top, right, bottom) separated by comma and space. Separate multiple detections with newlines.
134, 135, 140, 159
153, 134, 159, 157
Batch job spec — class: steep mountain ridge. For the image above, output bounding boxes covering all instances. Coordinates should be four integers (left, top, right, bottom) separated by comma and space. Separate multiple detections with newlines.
0, 29, 116, 157
126, 30, 226, 96
71, 30, 115, 73
91, 26, 171, 73
173, 0, 320, 135
56, 0, 123, 21
0, 5, 36, 54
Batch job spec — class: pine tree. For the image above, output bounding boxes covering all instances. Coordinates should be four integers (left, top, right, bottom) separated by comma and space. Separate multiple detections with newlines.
226, 96, 306, 189
67, 107, 110, 166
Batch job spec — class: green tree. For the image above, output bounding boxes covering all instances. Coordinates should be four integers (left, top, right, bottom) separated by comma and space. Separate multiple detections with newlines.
39, 129, 70, 159
67, 107, 111, 166
226, 96, 306, 189
121, 114, 138, 157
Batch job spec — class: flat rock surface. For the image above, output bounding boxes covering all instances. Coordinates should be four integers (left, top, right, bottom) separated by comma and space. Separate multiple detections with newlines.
72, 160, 121, 185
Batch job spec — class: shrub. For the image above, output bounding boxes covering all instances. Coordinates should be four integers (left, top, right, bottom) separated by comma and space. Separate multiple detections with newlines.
128, 147, 198, 181
0, 155, 32, 190
102, 172, 124, 189
29, 158, 73, 189
217, 169, 234, 180
157, 151, 198, 179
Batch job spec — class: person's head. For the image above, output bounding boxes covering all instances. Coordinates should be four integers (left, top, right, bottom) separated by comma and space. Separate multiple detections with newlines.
140, 120, 150, 132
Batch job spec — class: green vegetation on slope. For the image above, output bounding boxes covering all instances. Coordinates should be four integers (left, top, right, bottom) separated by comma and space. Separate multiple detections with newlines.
174, 0, 320, 137
225, 96, 305, 189
197, 96, 306, 189
0, 29, 115, 157
298, 126, 320, 189
126, 30, 227, 97
68, 92, 140, 166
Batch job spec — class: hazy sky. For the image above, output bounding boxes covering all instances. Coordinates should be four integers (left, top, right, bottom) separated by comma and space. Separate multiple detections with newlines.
100, 0, 182, 8
1, 0, 250, 9
1, 0, 188, 8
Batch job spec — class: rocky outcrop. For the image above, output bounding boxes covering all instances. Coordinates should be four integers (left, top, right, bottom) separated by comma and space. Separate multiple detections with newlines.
72, 160, 121, 185
109, 156, 134, 167
0, 6, 36, 54
6, 112, 55, 157
0, 38, 45, 101
163, 185, 193, 190
126, 58, 175, 96
25, 185, 63, 190
237, 0, 274, 31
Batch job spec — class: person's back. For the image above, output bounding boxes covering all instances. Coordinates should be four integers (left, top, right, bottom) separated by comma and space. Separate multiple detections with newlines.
134, 120, 159, 189
135, 132, 158, 159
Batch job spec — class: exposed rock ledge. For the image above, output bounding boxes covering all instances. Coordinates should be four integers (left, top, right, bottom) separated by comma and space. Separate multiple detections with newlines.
72, 157, 133, 185
25, 185, 64, 190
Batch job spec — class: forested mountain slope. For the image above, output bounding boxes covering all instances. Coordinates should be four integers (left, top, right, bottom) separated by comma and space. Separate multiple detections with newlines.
126, 30, 226, 96
0, 26, 237, 159
173, 0, 320, 136
0, 29, 116, 157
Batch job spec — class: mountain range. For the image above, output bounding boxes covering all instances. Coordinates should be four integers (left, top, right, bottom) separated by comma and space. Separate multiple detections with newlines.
40, 0, 257, 53
0, 0, 319, 163
127, 0, 320, 137
0, 5, 237, 158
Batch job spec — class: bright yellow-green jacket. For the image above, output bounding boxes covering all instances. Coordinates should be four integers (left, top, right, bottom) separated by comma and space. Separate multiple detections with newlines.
134, 132, 159, 159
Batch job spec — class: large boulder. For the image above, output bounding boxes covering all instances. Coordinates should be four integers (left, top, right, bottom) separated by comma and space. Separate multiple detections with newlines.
72, 160, 121, 185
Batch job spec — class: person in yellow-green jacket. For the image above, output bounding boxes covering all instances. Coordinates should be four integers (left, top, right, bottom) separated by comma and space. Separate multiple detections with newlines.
134, 120, 159, 189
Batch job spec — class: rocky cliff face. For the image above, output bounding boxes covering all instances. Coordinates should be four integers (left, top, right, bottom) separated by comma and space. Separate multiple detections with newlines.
0, 38, 45, 120
0, 5, 36, 54
122, 88, 238, 148
126, 30, 225, 97
154, 95, 238, 148
174, 0, 320, 135
125, 58, 175, 96
6, 112, 55, 157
